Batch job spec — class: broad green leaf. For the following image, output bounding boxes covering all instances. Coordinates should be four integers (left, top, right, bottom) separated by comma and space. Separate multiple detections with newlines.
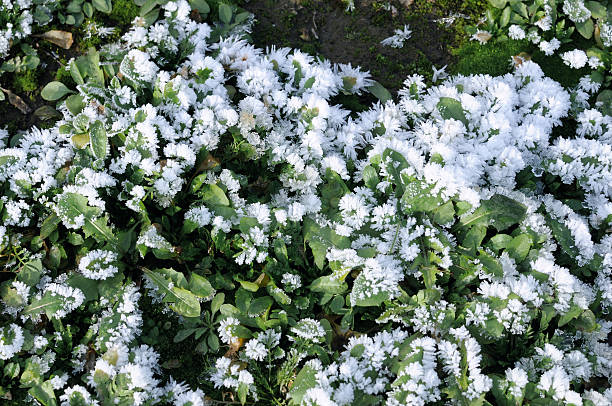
143, 268, 201, 317
437, 97, 468, 126
309, 275, 348, 294
65, 95, 85, 115
540, 304, 556, 330
362, 165, 379, 190
211, 293, 224, 315
189, 273, 215, 299
433, 200, 455, 225
506, 234, 531, 262
585, 1, 606, 19
238, 279, 259, 292
0, 285, 24, 308
23, 293, 65, 318
459, 194, 527, 231
367, 80, 392, 103
289, 364, 318, 405
56, 192, 118, 248
28, 381, 56, 406
274, 239, 289, 264
66, 274, 98, 302
489, 0, 507, 8
17, 259, 43, 286
303, 77, 316, 89
484, 319, 504, 338
41, 82, 72, 101
189, 0, 209, 13
558, 303, 582, 327
500, 6, 511, 27
169, 287, 200, 318
401, 180, 443, 214
352, 273, 391, 306
267, 282, 292, 305
89, 120, 107, 159
487, 234, 512, 252
478, 250, 503, 277
574, 309, 597, 332
575, 18, 594, 39
200, 184, 230, 206
219, 3, 232, 24
546, 215, 578, 259
92, 0, 112, 13
248, 296, 273, 317
173, 328, 197, 343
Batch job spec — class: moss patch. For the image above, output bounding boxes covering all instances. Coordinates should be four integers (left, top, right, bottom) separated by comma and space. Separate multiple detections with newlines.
451, 39, 528, 77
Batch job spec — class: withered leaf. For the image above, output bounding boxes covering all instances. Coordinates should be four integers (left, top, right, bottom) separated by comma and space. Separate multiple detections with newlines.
0, 87, 31, 114
38, 30, 74, 49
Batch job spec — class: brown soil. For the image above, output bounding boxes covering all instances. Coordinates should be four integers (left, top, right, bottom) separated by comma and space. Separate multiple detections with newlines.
244, 0, 459, 94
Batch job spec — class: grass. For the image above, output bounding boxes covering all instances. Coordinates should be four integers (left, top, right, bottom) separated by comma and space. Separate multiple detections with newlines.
451, 39, 528, 77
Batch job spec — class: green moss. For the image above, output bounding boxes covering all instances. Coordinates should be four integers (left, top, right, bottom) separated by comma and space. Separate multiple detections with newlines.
55, 64, 76, 89
12, 69, 39, 94
108, 0, 140, 27
451, 39, 528, 77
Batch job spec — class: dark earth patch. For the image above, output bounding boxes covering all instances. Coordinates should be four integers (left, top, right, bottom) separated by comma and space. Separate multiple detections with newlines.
244, 0, 482, 94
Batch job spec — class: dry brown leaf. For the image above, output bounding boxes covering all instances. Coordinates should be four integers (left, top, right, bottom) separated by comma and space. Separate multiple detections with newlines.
0, 87, 31, 114
224, 337, 245, 358
39, 30, 73, 49
512, 52, 532, 68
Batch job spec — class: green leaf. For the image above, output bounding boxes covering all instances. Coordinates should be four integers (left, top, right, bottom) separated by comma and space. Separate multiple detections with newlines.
362, 165, 379, 190
289, 364, 318, 405
575, 18, 594, 39
478, 250, 503, 277
506, 234, 531, 262
274, 239, 289, 264
28, 381, 57, 406
83, 2, 94, 17
459, 194, 526, 231
89, 120, 107, 159
67, 274, 98, 302
211, 293, 225, 315
488, 0, 507, 8
219, 3, 232, 24
17, 259, 43, 287
238, 279, 260, 292
437, 97, 468, 126
92, 0, 112, 13
267, 282, 292, 305
487, 234, 512, 252
500, 6, 511, 27
248, 296, 273, 316
546, 215, 579, 259
189, 273, 215, 299
484, 319, 504, 338
540, 304, 556, 329
558, 303, 582, 327
574, 309, 597, 332
173, 328, 197, 343
367, 80, 392, 103
303, 77, 316, 89
189, 0, 209, 13
143, 268, 201, 317
41, 81, 72, 101
401, 180, 443, 214
237, 382, 248, 405
309, 275, 348, 294
65, 95, 85, 115
200, 184, 230, 206
433, 201, 455, 225
23, 293, 65, 318
585, 1, 606, 19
